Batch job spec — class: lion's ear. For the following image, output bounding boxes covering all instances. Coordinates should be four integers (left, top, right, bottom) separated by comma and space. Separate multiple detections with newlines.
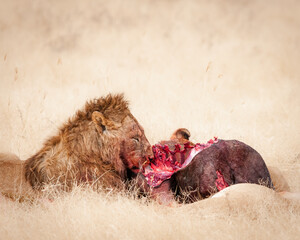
92, 111, 121, 133
170, 128, 191, 141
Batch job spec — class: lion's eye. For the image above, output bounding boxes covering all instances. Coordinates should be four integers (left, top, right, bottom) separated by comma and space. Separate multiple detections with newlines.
132, 137, 140, 143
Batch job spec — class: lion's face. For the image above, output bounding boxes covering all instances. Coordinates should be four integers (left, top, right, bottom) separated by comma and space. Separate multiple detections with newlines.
119, 115, 153, 172
91, 108, 152, 174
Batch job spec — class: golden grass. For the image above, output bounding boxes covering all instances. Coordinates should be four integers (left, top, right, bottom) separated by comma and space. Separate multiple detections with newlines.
0, 0, 300, 239
0, 184, 299, 240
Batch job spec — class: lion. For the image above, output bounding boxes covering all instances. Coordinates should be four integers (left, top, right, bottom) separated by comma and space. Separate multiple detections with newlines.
0, 94, 153, 199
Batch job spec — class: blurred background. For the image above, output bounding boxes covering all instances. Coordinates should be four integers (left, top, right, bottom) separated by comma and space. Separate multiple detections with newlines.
0, 0, 299, 190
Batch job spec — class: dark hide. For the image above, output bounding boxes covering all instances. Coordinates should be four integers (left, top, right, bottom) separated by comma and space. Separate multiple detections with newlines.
171, 139, 273, 202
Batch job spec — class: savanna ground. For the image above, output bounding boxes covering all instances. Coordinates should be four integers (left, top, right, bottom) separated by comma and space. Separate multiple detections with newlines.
0, 0, 300, 239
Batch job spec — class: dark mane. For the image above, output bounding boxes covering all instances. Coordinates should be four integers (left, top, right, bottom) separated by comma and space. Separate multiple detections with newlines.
84, 93, 129, 121
62, 93, 130, 132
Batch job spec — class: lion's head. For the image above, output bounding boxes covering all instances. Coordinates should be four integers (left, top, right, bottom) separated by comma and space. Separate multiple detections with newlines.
88, 94, 153, 174
25, 94, 153, 190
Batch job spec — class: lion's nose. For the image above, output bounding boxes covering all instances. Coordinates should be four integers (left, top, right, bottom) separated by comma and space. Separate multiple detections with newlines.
145, 145, 154, 159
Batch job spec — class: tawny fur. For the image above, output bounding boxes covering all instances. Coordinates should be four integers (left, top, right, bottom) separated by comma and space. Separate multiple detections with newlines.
0, 153, 35, 199
23, 94, 152, 191
170, 128, 192, 144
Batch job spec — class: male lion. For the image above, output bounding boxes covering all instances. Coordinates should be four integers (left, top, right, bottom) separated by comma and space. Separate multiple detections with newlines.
0, 94, 153, 198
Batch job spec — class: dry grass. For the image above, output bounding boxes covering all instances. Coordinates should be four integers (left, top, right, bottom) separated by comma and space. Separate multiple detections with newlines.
0, 0, 300, 239
0, 184, 299, 240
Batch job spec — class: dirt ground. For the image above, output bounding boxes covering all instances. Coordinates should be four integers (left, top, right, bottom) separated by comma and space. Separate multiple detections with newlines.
0, 0, 299, 239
